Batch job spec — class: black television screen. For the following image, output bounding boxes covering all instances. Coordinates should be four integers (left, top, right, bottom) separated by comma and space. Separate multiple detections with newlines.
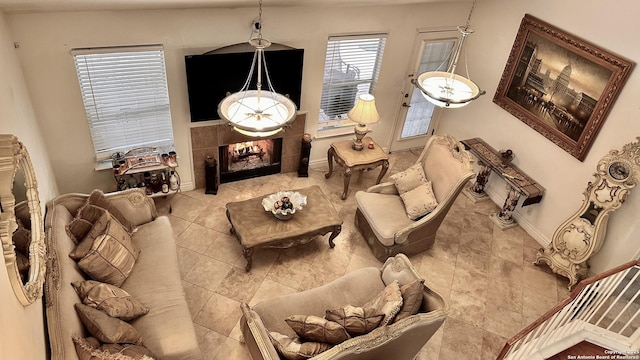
185, 48, 304, 122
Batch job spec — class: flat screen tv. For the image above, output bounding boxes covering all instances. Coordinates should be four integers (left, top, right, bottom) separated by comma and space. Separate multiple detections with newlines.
185, 48, 304, 122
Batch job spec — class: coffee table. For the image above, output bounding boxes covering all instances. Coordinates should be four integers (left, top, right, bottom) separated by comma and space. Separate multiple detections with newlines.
226, 185, 343, 271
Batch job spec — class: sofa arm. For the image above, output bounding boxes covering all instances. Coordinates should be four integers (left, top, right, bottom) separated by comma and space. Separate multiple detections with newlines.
366, 182, 398, 195
240, 303, 281, 360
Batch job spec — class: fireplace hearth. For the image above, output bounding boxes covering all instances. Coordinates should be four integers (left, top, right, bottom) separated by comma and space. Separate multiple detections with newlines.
219, 138, 282, 183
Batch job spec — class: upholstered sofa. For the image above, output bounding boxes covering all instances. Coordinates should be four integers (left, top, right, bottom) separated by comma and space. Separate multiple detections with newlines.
240, 254, 448, 359
44, 188, 202, 360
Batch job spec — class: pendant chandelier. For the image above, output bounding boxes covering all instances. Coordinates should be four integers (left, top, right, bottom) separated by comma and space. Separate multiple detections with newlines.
413, 0, 485, 108
217, 0, 297, 137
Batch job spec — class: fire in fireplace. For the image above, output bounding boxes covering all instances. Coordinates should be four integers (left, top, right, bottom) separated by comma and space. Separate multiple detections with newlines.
219, 138, 282, 183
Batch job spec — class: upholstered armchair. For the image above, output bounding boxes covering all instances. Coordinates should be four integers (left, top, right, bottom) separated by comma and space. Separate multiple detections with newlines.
355, 135, 474, 261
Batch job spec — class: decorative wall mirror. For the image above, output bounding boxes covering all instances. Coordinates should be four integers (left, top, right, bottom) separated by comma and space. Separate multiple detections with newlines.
0, 134, 45, 305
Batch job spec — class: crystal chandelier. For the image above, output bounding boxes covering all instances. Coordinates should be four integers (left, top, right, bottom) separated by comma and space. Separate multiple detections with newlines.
413, 0, 485, 108
217, 0, 297, 137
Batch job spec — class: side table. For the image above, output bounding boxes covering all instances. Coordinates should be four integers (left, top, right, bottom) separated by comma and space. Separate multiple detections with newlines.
325, 137, 389, 200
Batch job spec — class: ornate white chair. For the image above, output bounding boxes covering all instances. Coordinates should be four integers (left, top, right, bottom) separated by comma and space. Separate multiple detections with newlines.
355, 135, 474, 261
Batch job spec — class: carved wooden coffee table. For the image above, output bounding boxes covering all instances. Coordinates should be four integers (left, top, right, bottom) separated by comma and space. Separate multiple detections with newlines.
226, 185, 343, 271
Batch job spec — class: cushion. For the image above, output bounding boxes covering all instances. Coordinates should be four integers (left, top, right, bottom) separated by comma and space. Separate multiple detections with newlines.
399, 182, 438, 220
390, 163, 428, 194
269, 331, 332, 360
75, 304, 143, 344
69, 211, 115, 261
77, 218, 140, 287
285, 315, 350, 345
87, 189, 136, 234
325, 305, 384, 336
393, 279, 424, 322
73, 336, 157, 360
66, 205, 110, 244
363, 279, 403, 326
72, 280, 149, 321
390, 163, 439, 220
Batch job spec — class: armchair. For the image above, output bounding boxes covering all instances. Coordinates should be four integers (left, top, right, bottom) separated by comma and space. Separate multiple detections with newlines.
355, 135, 474, 261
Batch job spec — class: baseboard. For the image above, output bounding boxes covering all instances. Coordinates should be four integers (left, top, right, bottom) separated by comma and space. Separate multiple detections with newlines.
180, 181, 195, 192
483, 184, 551, 247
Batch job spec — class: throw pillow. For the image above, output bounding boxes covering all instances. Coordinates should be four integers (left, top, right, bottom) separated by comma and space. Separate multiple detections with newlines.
87, 189, 136, 234
363, 280, 403, 326
285, 315, 350, 345
393, 279, 424, 323
390, 163, 428, 194
69, 211, 114, 261
75, 304, 143, 344
269, 331, 332, 360
399, 182, 439, 220
73, 336, 157, 360
66, 205, 110, 244
325, 305, 384, 336
77, 219, 140, 287
72, 280, 149, 321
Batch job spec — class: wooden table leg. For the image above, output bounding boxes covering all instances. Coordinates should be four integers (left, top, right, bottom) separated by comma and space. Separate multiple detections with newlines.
242, 247, 254, 272
376, 160, 389, 184
325, 147, 335, 179
341, 168, 352, 200
328, 225, 342, 248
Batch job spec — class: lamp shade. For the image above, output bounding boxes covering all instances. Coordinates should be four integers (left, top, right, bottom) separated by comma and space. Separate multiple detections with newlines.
414, 71, 483, 108
347, 94, 380, 124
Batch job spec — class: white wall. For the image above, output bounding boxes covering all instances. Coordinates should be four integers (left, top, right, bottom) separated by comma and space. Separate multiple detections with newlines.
6, 2, 470, 195
437, 0, 640, 274
0, 10, 58, 360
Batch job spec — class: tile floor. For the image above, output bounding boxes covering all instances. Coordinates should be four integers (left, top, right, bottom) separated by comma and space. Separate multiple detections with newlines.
153, 149, 571, 360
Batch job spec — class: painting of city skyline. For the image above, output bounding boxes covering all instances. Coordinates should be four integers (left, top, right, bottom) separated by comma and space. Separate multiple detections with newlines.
493, 14, 633, 161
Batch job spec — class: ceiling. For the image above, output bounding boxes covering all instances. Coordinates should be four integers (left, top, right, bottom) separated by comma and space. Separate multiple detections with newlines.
0, 0, 465, 14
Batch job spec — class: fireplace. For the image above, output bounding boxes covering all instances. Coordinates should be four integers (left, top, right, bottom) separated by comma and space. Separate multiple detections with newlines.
219, 138, 282, 183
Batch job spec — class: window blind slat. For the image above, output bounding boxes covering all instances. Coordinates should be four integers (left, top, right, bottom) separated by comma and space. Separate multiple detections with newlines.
74, 49, 174, 159
319, 35, 386, 127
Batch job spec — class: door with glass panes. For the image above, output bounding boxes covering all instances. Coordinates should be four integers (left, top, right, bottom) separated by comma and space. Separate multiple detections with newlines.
390, 29, 459, 152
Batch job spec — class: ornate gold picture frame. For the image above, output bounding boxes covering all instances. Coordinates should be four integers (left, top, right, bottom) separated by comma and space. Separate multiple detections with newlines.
493, 14, 634, 161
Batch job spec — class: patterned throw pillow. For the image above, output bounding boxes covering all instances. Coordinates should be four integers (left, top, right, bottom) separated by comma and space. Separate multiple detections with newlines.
74, 304, 143, 345
390, 163, 439, 220
362, 280, 403, 326
285, 315, 350, 345
269, 331, 332, 360
69, 211, 113, 261
393, 279, 424, 323
77, 218, 140, 287
73, 336, 157, 360
87, 189, 136, 234
325, 305, 384, 336
399, 181, 438, 220
72, 280, 149, 321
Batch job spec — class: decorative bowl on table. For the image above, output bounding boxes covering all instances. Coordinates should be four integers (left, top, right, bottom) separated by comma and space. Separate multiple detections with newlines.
261, 191, 308, 221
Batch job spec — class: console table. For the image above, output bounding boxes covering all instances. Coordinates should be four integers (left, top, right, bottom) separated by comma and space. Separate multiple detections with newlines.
461, 138, 545, 229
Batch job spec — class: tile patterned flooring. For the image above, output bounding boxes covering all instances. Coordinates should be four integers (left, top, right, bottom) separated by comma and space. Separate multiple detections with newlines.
153, 150, 571, 360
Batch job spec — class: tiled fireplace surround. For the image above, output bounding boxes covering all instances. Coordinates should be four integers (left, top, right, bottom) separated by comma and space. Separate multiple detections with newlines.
190, 113, 306, 189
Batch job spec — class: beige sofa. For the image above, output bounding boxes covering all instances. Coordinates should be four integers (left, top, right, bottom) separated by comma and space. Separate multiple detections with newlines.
44, 188, 202, 360
240, 254, 448, 359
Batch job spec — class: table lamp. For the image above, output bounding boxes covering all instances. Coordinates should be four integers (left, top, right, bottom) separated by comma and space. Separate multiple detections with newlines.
347, 94, 380, 150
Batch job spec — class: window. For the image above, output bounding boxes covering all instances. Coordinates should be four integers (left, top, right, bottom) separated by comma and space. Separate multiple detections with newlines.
73, 46, 174, 161
318, 34, 387, 132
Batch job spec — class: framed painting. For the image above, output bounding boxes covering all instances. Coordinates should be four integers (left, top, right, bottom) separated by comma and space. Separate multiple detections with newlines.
493, 14, 634, 161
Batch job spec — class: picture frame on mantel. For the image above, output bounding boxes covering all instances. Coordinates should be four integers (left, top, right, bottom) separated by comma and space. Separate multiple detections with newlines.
493, 14, 634, 161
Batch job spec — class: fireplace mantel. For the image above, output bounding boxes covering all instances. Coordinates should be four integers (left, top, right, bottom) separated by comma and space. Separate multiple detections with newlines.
190, 113, 306, 189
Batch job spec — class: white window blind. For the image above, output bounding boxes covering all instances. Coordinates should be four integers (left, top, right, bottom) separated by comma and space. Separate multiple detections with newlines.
73, 46, 174, 160
318, 34, 387, 131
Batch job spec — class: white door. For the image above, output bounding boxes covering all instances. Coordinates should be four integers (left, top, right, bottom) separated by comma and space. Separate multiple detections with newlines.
389, 28, 460, 152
